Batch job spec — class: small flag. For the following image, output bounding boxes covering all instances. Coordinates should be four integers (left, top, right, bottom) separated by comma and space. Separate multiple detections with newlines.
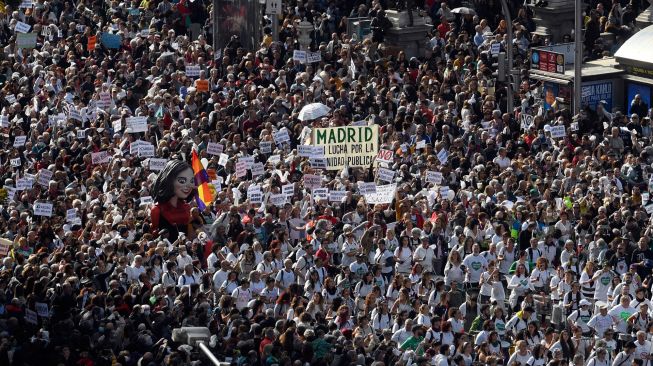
87, 35, 97, 51
191, 149, 213, 210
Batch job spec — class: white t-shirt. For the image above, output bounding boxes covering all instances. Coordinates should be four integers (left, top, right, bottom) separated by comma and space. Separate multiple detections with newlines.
463, 254, 488, 283
608, 304, 635, 333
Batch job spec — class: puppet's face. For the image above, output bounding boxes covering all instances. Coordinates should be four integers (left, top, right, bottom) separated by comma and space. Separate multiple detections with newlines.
173, 168, 195, 200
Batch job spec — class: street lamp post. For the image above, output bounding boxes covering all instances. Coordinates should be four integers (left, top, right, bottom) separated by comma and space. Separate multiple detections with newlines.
574, 0, 583, 114
498, 0, 515, 113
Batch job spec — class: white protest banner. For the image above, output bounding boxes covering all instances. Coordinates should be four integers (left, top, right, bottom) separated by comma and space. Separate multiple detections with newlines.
19, 0, 33, 8
77, 130, 86, 139
416, 140, 426, 149
329, 190, 347, 202
274, 128, 290, 145
249, 190, 263, 204
363, 183, 397, 204
68, 108, 82, 121
10, 158, 21, 167
0, 238, 11, 257
307, 51, 322, 63
270, 193, 287, 207
251, 162, 264, 177
129, 140, 148, 154
378, 167, 395, 182
260, 141, 272, 153
66, 208, 77, 222
0, 115, 9, 128
520, 113, 534, 130
126, 116, 147, 132
138, 145, 155, 158
247, 184, 261, 196
185, 65, 201, 77
426, 171, 443, 185
376, 149, 394, 163
549, 125, 566, 138
358, 181, 377, 194
298, 145, 313, 157
14, 21, 31, 33
25, 309, 37, 325
16, 32, 37, 48
491, 42, 500, 55
97, 92, 112, 109
439, 186, 451, 199
312, 125, 379, 170
303, 174, 322, 189
5, 187, 15, 202
218, 153, 229, 166
37, 169, 53, 187
35, 302, 49, 317
570, 122, 579, 131
293, 50, 307, 63
5, 94, 16, 104
13, 136, 26, 147
149, 158, 167, 171
313, 188, 328, 201
235, 161, 247, 178
282, 184, 294, 199
112, 119, 122, 132
15, 178, 33, 191
437, 149, 449, 165
91, 151, 111, 164
34, 202, 53, 217
139, 196, 153, 206
309, 157, 328, 169
239, 156, 255, 168
206, 142, 224, 155
210, 180, 221, 193
268, 155, 281, 165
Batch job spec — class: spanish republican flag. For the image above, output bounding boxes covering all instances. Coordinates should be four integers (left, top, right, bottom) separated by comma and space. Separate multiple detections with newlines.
191, 150, 213, 210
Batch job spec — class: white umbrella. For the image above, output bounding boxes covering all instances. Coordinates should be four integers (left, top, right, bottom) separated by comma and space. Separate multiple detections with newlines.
451, 7, 476, 15
298, 103, 331, 121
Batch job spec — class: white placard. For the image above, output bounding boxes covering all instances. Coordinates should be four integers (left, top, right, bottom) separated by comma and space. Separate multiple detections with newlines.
549, 125, 566, 138
140, 196, 153, 206
25, 308, 37, 324
66, 208, 77, 222
13, 136, 26, 147
570, 122, 579, 131
14, 21, 31, 34
68, 108, 82, 121
35, 302, 49, 317
249, 191, 263, 204
260, 141, 272, 153
0, 115, 9, 128
239, 156, 255, 168
247, 184, 261, 195
5, 187, 16, 201
270, 193, 287, 207
97, 92, 112, 109
274, 128, 290, 144
126, 116, 148, 133
34, 202, 53, 217
77, 130, 86, 139
439, 186, 450, 199
282, 183, 294, 197
426, 171, 443, 185
149, 158, 167, 171
307, 51, 322, 63
520, 113, 534, 129
268, 155, 281, 165
15, 178, 33, 191
358, 181, 377, 194
491, 42, 500, 55
329, 190, 347, 202
437, 149, 449, 165
416, 140, 426, 149
363, 183, 397, 204
304, 174, 322, 189
218, 153, 229, 166
10, 158, 21, 167
310, 157, 327, 169
293, 50, 307, 63
376, 149, 394, 163
91, 151, 111, 164
251, 162, 264, 177
378, 167, 395, 183
313, 188, 328, 201
185, 65, 201, 77
207, 142, 224, 155
138, 145, 155, 158
37, 169, 53, 187
5, 94, 16, 104
112, 119, 122, 132
235, 161, 247, 177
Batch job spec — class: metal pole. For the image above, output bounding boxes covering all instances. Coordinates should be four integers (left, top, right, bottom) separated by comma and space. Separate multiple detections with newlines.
212, 0, 219, 54
272, 14, 278, 42
198, 342, 222, 366
574, 0, 583, 114
499, 0, 514, 113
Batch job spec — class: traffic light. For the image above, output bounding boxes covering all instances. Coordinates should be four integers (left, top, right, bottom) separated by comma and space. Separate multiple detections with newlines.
492, 52, 507, 82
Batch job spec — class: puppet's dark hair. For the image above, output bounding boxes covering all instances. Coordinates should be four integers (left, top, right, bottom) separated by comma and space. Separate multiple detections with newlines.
151, 160, 195, 203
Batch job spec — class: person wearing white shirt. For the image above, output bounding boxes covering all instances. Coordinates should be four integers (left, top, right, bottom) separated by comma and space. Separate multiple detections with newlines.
611, 342, 636, 366
493, 147, 511, 169
260, 277, 279, 309
592, 264, 616, 302
177, 264, 198, 287
127, 255, 146, 283
497, 239, 516, 278
231, 279, 252, 310
212, 261, 230, 291
275, 259, 296, 291
413, 236, 435, 273
633, 331, 652, 363
507, 341, 531, 366
608, 295, 636, 334
256, 252, 276, 278
206, 245, 222, 274
374, 240, 394, 281
588, 304, 614, 338
529, 258, 552, 293
340, 234, 360, 267
391, 319, 414, 345
586, 347, 610, 366
462, 244, 488, 287
567, 299, 593, 335
176, 245, 193, 269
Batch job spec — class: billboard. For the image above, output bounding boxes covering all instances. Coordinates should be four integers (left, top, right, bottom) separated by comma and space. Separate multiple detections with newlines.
581, 81, 613, 111
626, 82, 651, 117
531, 49, 565, 74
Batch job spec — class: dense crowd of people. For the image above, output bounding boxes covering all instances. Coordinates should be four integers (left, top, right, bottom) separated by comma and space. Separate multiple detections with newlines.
0, 0, 653, 366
